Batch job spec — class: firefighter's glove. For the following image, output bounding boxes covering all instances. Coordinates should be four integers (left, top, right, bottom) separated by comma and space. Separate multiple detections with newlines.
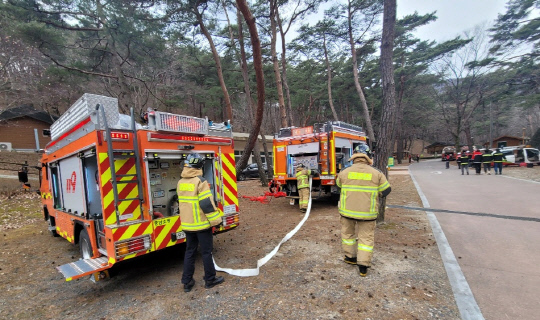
209, 214, 224, 227
311, 169, 320, 177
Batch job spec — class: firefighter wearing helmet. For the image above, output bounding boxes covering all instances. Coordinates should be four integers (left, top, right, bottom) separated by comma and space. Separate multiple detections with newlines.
178, 153, 224, 292
295, 163, 317, 212
336, 143, 391, 277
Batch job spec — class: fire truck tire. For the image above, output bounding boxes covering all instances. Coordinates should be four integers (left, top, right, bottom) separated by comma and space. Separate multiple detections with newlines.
238, 173, 246, 181
79, 229, 93, 260
330, 193, 340, 204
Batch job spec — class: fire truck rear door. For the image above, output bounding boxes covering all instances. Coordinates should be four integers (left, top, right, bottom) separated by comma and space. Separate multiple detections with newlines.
287, 142, 319, 176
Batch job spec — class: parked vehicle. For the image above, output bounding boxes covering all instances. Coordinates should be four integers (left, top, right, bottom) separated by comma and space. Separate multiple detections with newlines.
496, 147, 540, 166
441, 146, 456, 161
238, 163, 267, 181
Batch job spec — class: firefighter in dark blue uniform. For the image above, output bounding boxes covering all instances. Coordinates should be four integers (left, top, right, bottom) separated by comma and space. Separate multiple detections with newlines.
492, 149, 506, 175
482, 149, 493, 175
458, 151, 470, 175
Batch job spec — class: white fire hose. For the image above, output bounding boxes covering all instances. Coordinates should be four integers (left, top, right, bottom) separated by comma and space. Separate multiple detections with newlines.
214, 178, 313, 277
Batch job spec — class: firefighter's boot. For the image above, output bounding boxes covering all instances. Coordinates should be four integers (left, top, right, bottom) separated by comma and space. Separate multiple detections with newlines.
344, 256, 357, 265
205, 276, 225, 289
358, 265, 369, 277
184, 279, 195, 292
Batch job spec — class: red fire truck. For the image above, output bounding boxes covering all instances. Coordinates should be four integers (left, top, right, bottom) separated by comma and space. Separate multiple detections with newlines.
40, 94, 239, 282
272, 121, 368, 202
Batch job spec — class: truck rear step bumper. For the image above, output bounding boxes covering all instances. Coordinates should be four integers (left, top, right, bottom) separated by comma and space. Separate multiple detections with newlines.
57, 257, 110, 281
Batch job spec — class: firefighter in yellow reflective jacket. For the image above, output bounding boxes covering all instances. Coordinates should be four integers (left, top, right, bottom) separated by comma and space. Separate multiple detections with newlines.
295, 164, 317, 212
336, 144, 391, 277
178, 153, 224, 292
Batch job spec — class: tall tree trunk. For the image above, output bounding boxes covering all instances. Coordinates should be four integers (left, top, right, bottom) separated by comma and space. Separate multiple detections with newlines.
193, 6, 233, 122
276, 10, 295, 126
259, 131, 273, 179
348, 0, 375, 145
304, 95, 315, 126
375, 0, 397, 223
464, 125, 473, 151
222, 1, 267, 183
235, 0, 265, 174
323, 33, 339, 121
226, 5, 267, 185
395, 74, 406, 164
269, 0, 288, 128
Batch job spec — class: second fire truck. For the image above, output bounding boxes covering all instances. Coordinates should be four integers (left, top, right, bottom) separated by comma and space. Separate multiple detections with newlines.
272, 121, 368, 202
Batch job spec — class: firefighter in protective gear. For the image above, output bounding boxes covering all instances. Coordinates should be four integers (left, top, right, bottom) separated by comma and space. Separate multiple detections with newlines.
295, 164, 317, 212
458, 151, 470, 175
178, 153, 224, 292
472, 148, 483, 175
482, 149, 493, 175
336, 144, 391, 277
492, 149, 506, 175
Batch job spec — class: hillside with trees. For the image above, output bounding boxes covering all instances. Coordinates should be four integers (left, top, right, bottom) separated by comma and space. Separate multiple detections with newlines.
1, 0, 538, 164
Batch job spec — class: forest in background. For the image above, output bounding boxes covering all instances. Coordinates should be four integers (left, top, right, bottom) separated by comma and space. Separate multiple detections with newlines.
1, 0, 540, 159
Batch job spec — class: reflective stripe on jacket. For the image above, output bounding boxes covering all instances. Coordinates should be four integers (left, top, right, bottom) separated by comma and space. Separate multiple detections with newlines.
493, 152, 506, 162
336, 153, 390, 221
177, 167, 222, 232
296, 168, 311, 189
458, 155, 469, 164
482, 153, 493, 163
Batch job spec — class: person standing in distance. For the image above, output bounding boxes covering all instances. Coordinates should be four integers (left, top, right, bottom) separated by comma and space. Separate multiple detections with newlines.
493, 148, 506, 175
458, 150, 470, 175
472, 148, 483, 175
482, 149, 493, 175
336, 144, 391, 277
178, 153, 224, 292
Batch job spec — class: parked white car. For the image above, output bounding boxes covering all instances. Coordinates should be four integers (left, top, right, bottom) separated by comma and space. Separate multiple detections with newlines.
495, 147, 540, 166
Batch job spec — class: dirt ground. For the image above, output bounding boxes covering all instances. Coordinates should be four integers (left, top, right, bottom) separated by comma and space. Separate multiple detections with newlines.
0, 153, 538, 319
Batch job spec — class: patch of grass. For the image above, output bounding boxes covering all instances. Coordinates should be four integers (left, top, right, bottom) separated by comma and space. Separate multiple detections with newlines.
0, 192, 42, 230
377, 222, 397, 230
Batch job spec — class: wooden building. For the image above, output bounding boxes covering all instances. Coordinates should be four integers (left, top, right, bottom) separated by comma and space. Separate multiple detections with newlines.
425, 142, 449, 154
0, 105, 57, 151
485, 135, 526, 149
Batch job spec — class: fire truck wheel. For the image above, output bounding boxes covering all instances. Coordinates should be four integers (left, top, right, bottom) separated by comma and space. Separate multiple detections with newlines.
238, 173, 246, 181
79, 229, 93, 260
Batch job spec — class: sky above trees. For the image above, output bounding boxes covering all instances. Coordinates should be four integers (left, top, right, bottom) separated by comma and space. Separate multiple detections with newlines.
397, 0, 509, 41
1, 0, 538, 154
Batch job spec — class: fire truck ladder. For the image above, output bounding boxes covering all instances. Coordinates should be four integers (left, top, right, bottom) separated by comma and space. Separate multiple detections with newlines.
98, 105, 145, 225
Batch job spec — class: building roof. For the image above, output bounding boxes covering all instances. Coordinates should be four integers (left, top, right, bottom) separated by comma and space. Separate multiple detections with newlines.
425, 142, 450, 148
492, 135, 524, 141
0, 105, 57, 124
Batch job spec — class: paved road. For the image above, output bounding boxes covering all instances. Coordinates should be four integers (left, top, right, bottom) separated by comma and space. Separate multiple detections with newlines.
409, 160, 540, 320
